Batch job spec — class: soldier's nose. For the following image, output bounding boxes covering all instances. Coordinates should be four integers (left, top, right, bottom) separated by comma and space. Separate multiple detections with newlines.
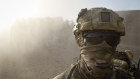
96, 59, 108, 66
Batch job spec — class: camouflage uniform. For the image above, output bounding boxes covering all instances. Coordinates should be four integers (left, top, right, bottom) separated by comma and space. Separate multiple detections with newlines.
53, 63, 131, 79
53, 7, 134, 79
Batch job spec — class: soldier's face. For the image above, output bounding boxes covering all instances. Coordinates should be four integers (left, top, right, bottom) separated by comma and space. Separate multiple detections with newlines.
80, 41, 114, 72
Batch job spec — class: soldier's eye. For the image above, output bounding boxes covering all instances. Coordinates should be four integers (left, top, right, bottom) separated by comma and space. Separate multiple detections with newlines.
85, 36, 103, 44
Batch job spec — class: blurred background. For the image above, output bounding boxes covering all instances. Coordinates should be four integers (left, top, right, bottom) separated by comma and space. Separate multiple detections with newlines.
0, 0, 140, 79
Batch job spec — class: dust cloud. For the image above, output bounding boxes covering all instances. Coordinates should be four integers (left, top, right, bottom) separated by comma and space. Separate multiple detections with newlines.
117, 10, 140, 61
0, 10, 139, 79
0, 17, 79, 79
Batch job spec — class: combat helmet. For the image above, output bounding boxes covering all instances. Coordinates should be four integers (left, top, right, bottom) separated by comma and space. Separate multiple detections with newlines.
73, 7, 125, 47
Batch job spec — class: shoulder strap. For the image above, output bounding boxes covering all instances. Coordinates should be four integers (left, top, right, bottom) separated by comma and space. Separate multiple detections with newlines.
53, 64, 77, 79
60, 64, 77, 79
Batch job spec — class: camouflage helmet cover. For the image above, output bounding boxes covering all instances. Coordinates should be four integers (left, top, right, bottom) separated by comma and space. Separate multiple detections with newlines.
73, 7, 125, 46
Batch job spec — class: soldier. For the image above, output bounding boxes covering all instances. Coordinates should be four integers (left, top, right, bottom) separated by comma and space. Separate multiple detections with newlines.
53, 7, 132, 79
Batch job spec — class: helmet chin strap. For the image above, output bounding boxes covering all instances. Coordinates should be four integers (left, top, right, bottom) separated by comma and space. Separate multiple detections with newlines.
81, 57, 91, 72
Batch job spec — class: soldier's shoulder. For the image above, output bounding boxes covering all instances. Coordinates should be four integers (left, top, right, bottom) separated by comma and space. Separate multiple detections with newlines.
53, 64, 77, 79
114, 50, 136, 79
115, 50, 133, 57
114, 50, 133, 64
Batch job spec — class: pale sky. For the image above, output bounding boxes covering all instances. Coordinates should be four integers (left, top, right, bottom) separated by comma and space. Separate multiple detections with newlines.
0, 0, 139, 30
